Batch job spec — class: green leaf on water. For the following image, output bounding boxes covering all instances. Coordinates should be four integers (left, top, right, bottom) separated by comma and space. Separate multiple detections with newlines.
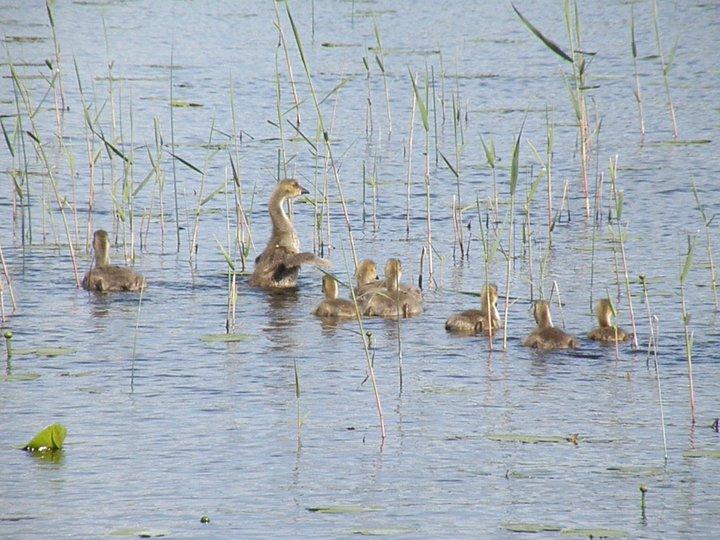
683, 449, 720, 459
503, 522, 562, 533
171, 100, 203, 108
662, 139, 712, 146
109, 528, 170, 538
23, 423, 66, 451
488, 434, 569, 444
352, 527, 416, 536
200, 333, 254, 343
3, 373, 41, 382
512, 4, 573, 63
11, 347, 76, 357
306, 505, 380, 514
606, 465, 665, 476
561, 528, 627, 538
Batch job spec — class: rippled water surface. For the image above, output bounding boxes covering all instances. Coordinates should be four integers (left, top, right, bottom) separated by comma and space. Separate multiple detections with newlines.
1, 0, 719, 537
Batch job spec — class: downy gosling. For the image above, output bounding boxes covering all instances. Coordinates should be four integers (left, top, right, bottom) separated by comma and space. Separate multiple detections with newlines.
522, 300, 579, 350
82, 229, 146, 292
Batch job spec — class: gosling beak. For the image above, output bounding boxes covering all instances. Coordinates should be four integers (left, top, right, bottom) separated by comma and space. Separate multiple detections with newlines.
300, 185, 310, 195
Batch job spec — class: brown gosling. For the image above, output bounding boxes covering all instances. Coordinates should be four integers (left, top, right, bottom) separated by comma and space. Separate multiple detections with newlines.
313, 275, 357, 319
522, 300, 579, 350
249, 179, 330, 289
82, 230, 146, 292
354, 259, 381, 296
588, 298, 631, 342
361, 258, 423, 319
445, 283, 501, 335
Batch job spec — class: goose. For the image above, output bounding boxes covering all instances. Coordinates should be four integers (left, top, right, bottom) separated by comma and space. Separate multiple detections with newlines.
249, 179, 330, 289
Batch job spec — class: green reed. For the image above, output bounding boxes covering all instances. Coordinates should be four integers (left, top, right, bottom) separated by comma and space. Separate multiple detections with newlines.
679, 235, 696, 424
651, 0, 679, 139
513, 1, 593, 217
608, 156, 638, 349
0, 243, 17, 316
372, 21, 392, 135
639, 274, 668, 461
405, 88, 417, 238
691, 182, 718, 310
9, 62, 80, 286
629, 5, 645, 138
501, 121, 524, 350
409, 68, 435, 288
286, 3, 384, 439
169, 44, 181, 251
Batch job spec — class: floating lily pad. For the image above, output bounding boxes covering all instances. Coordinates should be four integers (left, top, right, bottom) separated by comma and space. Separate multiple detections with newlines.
110, 529, 170, 538
307, 505, 379, 514
12, 347, 76, 357
488, 434, 569, 444
3, 373, 41, 382
683, 449, 720, 459
200, 333, 254, 343
503, 522, 563, 533
561, 528, 627, 538
23, 423, 66, 451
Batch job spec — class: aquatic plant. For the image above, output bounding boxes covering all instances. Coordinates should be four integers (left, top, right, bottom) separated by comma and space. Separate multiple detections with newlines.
23, 423, 67, 452
651, 0, 679, 139
679, 235, 696, 424
512, 1, 594, 216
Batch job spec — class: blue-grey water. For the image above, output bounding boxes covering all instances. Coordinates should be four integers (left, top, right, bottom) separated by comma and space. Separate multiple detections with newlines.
1, 1, 719, 537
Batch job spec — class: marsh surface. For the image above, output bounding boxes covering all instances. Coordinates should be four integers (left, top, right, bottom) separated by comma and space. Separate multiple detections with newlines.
1, 0, 719, 537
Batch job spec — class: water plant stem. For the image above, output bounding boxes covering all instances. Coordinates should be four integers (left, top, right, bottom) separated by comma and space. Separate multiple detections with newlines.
679, 234, 696, 424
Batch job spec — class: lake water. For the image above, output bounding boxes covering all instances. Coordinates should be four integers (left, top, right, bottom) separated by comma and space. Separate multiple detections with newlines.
1, 0, 719, 537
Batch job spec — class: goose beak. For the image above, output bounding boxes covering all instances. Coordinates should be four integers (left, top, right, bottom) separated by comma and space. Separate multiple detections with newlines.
300, 185, 310, 195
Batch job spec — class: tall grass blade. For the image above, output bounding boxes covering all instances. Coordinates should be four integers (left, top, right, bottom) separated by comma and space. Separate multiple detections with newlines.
512, 4, 573, 63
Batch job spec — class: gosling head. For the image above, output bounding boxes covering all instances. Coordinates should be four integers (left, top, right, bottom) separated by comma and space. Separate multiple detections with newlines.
321, 274, 340, 300
92, 229, 111, 267
384, 258, 402, 291
275, 178, 309, 199
480, 283, 499, 308
532, 300, 554, 328
596, 298, 615, 328
356, 259, 378, 287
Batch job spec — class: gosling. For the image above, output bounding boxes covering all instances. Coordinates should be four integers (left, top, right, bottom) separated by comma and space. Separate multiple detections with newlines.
355, 259, 381, 296
588, 298, 631, 342
445, 283, 501, 335
82, 230, 146, 292
361, 258, 422, 319
522, 300, 579, 350
313, 275, 357, 319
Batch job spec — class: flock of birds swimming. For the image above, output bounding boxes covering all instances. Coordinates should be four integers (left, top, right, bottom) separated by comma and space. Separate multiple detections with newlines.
82, 179, 631, 351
